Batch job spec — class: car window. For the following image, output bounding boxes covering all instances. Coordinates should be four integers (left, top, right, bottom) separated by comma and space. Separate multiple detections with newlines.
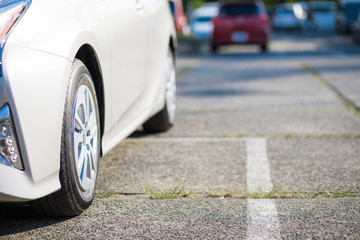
169, 1, 175, 15
313, 8, 335, 13
276, 7, 294, 14
220, 4, 260, 15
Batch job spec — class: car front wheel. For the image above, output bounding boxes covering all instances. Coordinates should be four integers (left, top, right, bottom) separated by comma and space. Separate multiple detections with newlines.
31, 59, 100, 216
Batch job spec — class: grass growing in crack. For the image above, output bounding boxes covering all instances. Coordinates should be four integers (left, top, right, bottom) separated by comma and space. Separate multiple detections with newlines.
205, 186, 358, 199
95, 193, 120, 199
144, 184, 195, 199
301, 63, 360, 119
96, 186, 358, 200
232, 186, 358, 199
207, 189, 234, 198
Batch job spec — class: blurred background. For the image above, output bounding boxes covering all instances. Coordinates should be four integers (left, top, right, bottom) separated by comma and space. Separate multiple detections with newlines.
168, 0, 360, 54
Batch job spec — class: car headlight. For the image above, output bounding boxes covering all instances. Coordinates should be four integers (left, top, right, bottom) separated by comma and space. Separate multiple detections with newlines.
0, 0, 31, 76
0, 104, 23, 170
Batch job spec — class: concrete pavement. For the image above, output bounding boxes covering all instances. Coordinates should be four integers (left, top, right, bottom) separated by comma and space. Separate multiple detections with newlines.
1, 31, 359, 239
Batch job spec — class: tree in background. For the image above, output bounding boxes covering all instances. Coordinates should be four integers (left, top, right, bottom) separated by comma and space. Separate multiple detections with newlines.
182, 0, 336, 10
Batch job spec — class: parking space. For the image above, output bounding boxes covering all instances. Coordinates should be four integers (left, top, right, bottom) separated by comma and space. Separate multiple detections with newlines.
277, 198, 360, 239
268, 138, 360, 192
1, 31, 360, 239
97, 138, 246, 193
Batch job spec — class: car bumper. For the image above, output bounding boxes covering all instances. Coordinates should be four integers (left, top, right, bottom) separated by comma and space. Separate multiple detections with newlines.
192, 31, 212, 40
212, 29, 269, 46
0, 43, 72, 201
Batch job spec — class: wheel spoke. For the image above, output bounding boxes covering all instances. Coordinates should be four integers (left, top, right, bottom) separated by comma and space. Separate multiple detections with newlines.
77, 145, 86, 181
85, 89, 90, 124
89, 141, 97, 170
73, 131, 83, 159
88, 152, 96, 179
80, 153, 91, 190
90, 125, 97, 140
72, 83, 98, 193
87, 110, 96, 134
75, 111, 85, 131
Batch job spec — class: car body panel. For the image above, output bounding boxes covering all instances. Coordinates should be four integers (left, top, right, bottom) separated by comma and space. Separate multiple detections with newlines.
337, 0, 360, 33
310, 1, 336, 30
272, 3, 302, 29
352, 11, 360, 42
1, 44, 69, 200
0, 0, 176, 201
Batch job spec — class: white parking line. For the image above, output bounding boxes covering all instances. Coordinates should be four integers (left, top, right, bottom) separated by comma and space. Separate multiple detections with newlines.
247, 199, 281, 240
246, 138, 273, 193
127, 136, 281, 238
246, 138, 281, 240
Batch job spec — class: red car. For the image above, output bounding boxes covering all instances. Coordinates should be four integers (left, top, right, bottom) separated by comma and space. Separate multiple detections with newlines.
211, 0, 270, 53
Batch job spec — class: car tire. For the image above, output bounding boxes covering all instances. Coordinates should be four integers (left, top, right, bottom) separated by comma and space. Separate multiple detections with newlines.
31, 59, 100, 216
143, 50, 176, 133
261, 44, 268, 52
354, 34, 360, 44
211, 45, 218, 54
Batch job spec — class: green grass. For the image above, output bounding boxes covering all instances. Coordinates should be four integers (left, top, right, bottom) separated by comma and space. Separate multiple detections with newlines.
144, 184, 195, 199
95, 193, 120, 199
207, 189, 234, 198
220, 186, 359, 199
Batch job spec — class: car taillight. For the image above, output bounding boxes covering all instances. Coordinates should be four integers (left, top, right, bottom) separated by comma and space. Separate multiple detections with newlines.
260, 14, 269, 25
212, 17, 220, 26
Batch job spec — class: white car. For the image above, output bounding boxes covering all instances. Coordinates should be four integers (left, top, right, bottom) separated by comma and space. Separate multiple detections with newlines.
190, 3, 219, 40
272, 3, 304, 30
0, 0, 177, 216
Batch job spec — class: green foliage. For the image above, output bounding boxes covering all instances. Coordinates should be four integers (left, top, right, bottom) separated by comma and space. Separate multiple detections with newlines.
207, 189, 234, 198
183, 0, 336, 9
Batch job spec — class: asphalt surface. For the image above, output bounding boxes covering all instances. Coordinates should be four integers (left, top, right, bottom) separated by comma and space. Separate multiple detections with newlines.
1, 31, 360, 239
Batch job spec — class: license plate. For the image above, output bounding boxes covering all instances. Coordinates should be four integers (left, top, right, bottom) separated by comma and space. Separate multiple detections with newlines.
231, 32, 248, 43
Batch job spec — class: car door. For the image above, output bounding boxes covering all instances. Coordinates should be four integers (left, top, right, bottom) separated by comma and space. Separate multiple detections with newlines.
104, 0, 146, 134
143, 0, 170, 100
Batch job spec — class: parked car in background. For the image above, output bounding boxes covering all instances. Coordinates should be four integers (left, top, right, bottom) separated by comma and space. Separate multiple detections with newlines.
310, 1, 337, 30
336, 0, 360, 33
211, 0, 270, 53
352, 11, 360, 42
267, 5, 277, 20
191, 3, 219, 40
0, 0, 177, 216
169, 0, 187, 33
272, 3, 305, 30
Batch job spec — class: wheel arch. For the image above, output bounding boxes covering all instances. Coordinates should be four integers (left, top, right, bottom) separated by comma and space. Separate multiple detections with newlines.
74, 45, 105, 156
169, 35, 177, 62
